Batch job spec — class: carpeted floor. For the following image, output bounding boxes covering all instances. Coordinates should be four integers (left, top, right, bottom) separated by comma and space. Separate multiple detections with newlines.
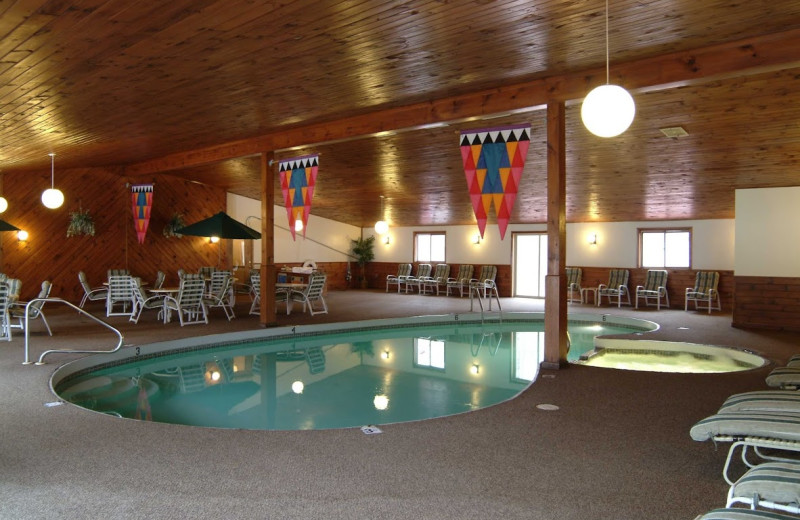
1, 290, 798, 519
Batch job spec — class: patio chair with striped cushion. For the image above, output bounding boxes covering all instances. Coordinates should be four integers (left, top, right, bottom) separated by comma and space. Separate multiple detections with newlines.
685, 271, 721, 314
597, 269, 630, 307
635, 269, 669, 309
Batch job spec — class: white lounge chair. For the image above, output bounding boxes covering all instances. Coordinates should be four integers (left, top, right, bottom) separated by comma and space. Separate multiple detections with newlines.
690, 410, 800, 484
446, 264, 473, 297
566, 267, 582, 304
695, 508, 800, 519
404, 264, 432, 293
386, 263, 412, 293
421, 263, 450, 295
78, 271, 108, 308
685, 271, 721, 313
597, 269, 631, 307
204, 271, 235, 320
635, 269, 669, 309
726, 461, 800, 515
163, 278, 208, 326
718, 391, 800, 414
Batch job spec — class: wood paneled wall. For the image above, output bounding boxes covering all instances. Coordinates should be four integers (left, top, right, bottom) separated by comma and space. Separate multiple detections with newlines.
733, 276, 800, 331
0, 166, 225, 303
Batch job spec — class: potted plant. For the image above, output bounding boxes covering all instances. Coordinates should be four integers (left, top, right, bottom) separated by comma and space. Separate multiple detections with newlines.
350, 235, 375, 288
67, 208, 95, 237
163, 213, 186, 238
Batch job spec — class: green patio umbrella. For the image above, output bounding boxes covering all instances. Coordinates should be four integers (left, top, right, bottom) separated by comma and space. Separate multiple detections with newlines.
0, 219, 20, 232
176, 212, 261, 239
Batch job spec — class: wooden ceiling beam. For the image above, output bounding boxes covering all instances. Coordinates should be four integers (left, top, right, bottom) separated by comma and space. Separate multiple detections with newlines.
125, 28, 800, 176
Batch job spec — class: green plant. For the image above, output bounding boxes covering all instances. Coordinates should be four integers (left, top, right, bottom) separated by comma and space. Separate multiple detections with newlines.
350, 235, 375, 285
67, 209, 95, 237
163, 213, 186, 238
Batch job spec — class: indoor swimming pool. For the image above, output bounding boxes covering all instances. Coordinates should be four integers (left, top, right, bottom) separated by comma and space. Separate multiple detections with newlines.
52, 312, 764, 431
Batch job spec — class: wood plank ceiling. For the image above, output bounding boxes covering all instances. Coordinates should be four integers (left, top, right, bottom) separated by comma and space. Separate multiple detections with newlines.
0, 0, 799, 227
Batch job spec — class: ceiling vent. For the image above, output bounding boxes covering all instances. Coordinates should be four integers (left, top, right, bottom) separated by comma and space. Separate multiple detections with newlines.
659, 126, 689, 138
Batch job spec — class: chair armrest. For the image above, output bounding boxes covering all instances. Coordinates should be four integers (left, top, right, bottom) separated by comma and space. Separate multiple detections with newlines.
597, 284, 608, 291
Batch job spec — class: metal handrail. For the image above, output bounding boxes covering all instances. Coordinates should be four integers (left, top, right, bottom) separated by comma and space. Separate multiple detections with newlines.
468, 281, 503, 322
23, 297, 124, 365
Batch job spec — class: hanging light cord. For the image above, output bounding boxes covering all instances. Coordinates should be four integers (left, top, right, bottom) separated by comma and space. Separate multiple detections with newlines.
604, 0, 610, 85
49, 153, 55, 188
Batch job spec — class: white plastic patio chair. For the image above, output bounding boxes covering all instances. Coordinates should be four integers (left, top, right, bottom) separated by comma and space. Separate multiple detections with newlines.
78, 271, 108, 308
106, 275, 135, 317
287, 273, 328, 315
635, 269, 669, 309
10, 280, 53, 336
163, 278, 208, 326
446, 265, 474, 297
130, 277, 167, 324
204, 272, 236, 321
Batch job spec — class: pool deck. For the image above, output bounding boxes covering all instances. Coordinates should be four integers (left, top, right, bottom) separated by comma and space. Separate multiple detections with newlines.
1, 290, 799, 519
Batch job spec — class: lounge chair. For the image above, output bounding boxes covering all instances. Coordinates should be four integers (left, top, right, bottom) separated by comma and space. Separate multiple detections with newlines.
421, 264, 450, 295
690, 410, 800, 484
10, 280, 53, 336
163, 278, 208, 326
686, 271, 722, 313
203, 272, 236, 320
78, 271, 108, 308
151, 270, 166, 290
130, 277, 166, 324
386, 263, 412, 293
597, 269, 631, 307
695, 508, 800, 519
566, 267, 582, 303
0, 283, 11, 341
404, 264, 432, 293
726, 461, 800, 515
287, 273, 327, 315
718, 391, 800, 414
106, 275, 135, 317
635, 269, 669, 309
446, 264, 473, 297
469, 265, 498, 298
249, 272, 261, 315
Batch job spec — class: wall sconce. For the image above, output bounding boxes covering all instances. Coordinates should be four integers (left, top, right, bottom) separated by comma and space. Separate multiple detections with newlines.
383, 235, 390, 245
588, 233, 597, 246
471, 233, 482, 245
470, 363, 480, 375
17, 230, 28, 242
381, 349, 391, 360
374, 195, 389, 235
209, 236, 220, 244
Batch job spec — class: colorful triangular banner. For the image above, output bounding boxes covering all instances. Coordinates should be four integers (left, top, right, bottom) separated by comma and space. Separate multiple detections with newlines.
459, 124, 530, 240
278, 154, 319, 240
130, 184, 153, 244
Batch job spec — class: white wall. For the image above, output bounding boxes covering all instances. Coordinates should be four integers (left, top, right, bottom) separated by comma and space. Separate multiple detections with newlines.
367, 219, 734, 270
735, 187, 800, 276
226, 194, 361, 265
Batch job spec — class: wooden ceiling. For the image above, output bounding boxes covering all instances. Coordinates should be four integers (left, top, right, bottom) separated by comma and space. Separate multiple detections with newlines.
1, 0, 800, 227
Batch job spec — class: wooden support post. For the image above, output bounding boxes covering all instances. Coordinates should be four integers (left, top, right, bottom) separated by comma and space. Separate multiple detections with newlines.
260, 151, 277, 327
542, 100, 569, 369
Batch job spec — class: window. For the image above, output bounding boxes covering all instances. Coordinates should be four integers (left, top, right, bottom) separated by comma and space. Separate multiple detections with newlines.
414, 232, 446, 263
639, 228, 691, 268
414, 338, 445, 370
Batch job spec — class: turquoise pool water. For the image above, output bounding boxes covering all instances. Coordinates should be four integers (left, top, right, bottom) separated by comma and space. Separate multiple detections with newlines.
55, 313, 654, 431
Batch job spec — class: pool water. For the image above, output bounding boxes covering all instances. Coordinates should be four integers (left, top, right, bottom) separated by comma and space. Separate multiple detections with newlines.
53, 313, 764, 431
55, 316, 645, 431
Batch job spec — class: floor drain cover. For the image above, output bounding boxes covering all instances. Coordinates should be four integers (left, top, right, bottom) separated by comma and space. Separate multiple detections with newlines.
536, 404, 560, 411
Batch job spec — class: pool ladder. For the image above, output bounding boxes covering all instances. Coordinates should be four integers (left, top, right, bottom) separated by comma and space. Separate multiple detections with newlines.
22, 297, 124, 365
468, 280, 502, 321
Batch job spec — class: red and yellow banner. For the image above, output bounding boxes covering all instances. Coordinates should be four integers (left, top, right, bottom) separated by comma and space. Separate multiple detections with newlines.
131, 184, 153, 244
279, 154, 318, 241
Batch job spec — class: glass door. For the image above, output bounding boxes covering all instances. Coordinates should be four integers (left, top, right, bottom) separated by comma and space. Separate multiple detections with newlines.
513, 233, 547, 297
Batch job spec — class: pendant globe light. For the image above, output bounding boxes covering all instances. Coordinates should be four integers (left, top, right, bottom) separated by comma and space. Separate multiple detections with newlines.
41, 153, 64, 209
581, 0, 635, 138
0, 174, 7, 214
374, 195, 389, 235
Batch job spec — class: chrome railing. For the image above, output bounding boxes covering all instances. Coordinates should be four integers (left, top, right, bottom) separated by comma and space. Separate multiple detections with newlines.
23, 298, 124, 365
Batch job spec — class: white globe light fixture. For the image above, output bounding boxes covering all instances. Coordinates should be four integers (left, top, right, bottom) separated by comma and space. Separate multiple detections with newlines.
41, 153, 64, 209
374, 195, 389, 235
581, 0, 635, 138
0, 196, 7, 214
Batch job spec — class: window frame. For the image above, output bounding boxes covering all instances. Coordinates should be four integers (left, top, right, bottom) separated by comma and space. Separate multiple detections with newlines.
413, 231, 446, 263
637, 227, 692, 269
